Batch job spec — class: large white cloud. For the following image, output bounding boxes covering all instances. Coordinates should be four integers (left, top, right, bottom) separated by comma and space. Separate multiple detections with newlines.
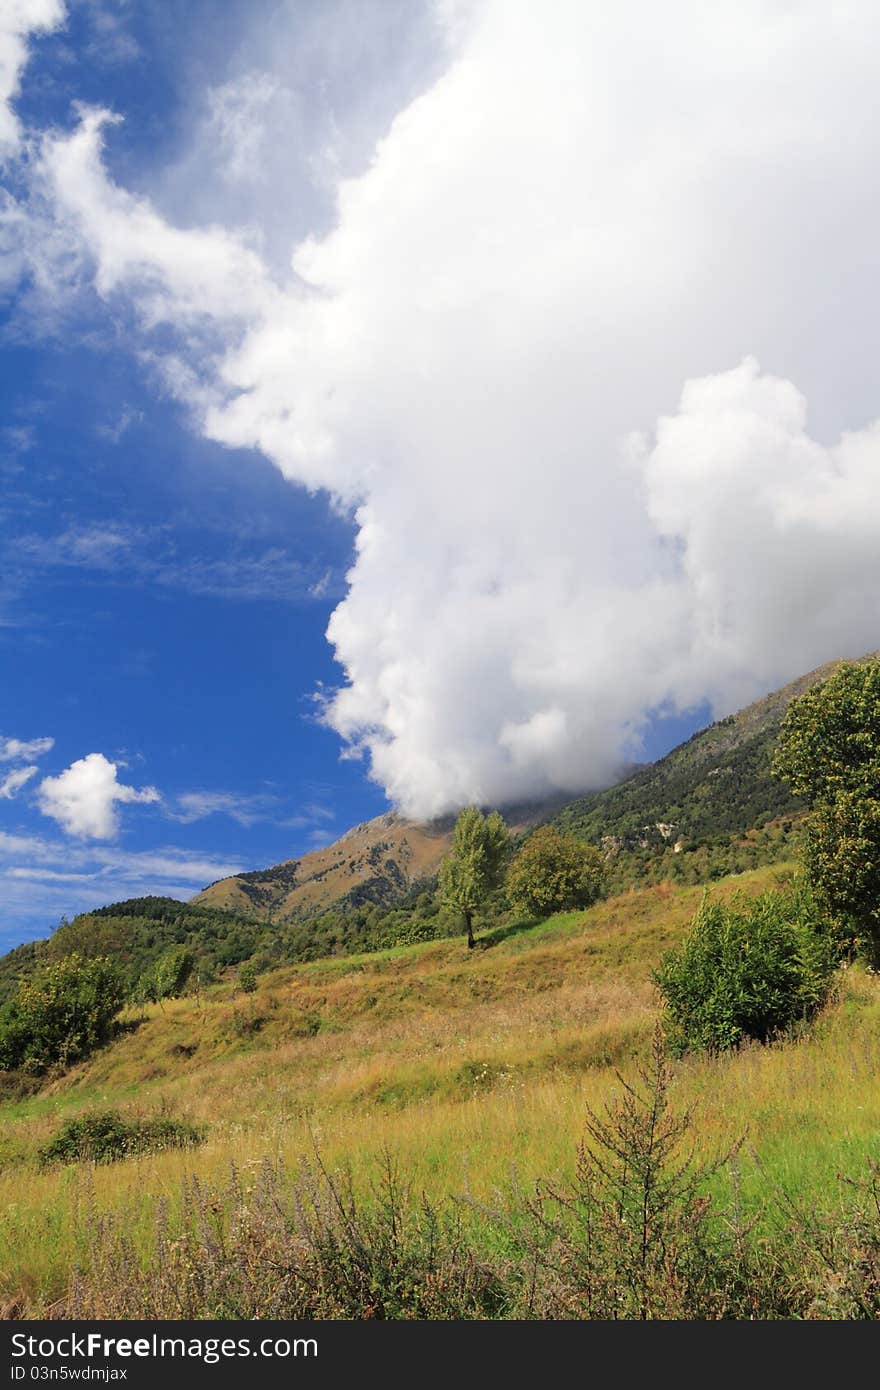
19, 1, 880, 814
38, 752, 159, 839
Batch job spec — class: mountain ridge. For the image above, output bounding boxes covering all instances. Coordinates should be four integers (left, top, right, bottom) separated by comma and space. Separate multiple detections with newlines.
3, 652, 875, 985
192, 796, 575, 923
196, 654, 865, 921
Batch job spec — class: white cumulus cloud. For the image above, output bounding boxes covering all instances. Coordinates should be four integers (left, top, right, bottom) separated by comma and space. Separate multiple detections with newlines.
37, 752, 159, 839
15, 0, 880, 815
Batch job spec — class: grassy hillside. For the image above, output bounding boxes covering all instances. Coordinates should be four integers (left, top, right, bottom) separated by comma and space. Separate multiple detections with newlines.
0, 658, 862, 1013
3, 861, 880, 1314
549, 658, 875, 888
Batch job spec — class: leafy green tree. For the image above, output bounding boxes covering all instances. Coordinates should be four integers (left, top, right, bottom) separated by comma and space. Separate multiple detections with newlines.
438, 806, 509, 948
139, 946, 195, 1005
155, 946, 195, 999
0, 953, 125, 1073
654, 888, 837, 1054
505, 826, 606, 918
773, 658, 880, 961
239, 960, 258, 994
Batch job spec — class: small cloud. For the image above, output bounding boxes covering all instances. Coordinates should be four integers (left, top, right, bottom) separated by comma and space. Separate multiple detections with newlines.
0, 764, 38, 798
308, 569, 332, 599
0, 830, 53, 858
6, 866, 100, 883
82, 0, 141, 67
0, 425, 36, 454
38, 752, 160, 839
205, 71, 281, 184
173, 789, 279, 827
281, 800, 336, 830
9, 526, 132, 570
0, 833, 248, 938
305, 828, 335, 848
0, 734, 54, 763
63, 527, 132, 565
6, 522, 333, 604
95, 405, 143, 443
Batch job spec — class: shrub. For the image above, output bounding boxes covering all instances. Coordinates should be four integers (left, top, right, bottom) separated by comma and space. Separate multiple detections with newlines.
39, 1109, 205, 1166
0, 954, 125, 1073
505, 827, 606, 918
496, 1029, 774, 1319
654, 887, 838, 1054
238, 961, 258, 994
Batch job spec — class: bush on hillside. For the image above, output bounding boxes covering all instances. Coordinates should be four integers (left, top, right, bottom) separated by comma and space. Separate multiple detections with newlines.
138, 946, 195, 1004
654, 887, 838, 1054
0, 954, 125, 1073
505, 827, 606, 918
39, 1109, 205, 1166
238, 960, 258, 993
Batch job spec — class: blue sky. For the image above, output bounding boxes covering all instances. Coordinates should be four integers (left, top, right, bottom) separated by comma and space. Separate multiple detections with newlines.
1, 327, 393, 942
0, 0, 427, 946
3, 1, 879, 952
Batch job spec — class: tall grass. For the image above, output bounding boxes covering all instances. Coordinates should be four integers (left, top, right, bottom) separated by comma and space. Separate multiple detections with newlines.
2, 866, 879, 1315
25, 1029, 880, 1321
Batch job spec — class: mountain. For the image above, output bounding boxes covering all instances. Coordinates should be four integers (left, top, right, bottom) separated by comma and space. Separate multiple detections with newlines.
193, 797, 571, 925
551, 655, 874, 887
196, 656, 861, 923
193, 812, 454, 921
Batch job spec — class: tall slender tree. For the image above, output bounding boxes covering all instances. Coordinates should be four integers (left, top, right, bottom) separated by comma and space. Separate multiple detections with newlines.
439, 806, 509, 948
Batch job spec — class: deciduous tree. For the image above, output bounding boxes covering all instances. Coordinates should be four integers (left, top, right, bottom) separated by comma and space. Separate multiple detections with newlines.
774, 658, 880, 960
505, 826, 606, 918
438, 806, 508, 948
